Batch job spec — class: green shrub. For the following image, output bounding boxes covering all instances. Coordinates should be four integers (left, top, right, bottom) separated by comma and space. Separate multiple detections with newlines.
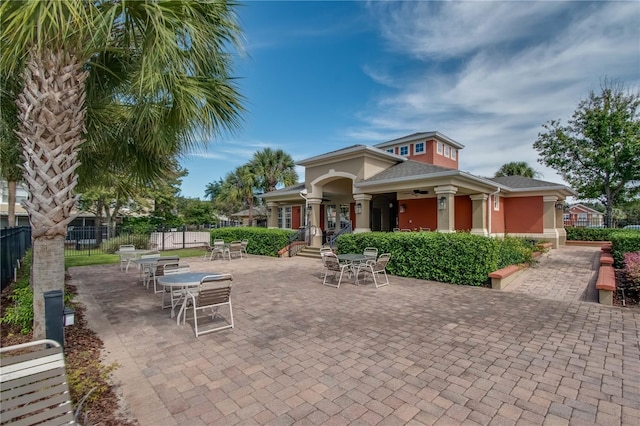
336, 232, 534, 286
565, 227, 618, 241
210, 227, 296, 257
609, 231, 640, 268
100, 234, 151, 253
1, 251, 33, 334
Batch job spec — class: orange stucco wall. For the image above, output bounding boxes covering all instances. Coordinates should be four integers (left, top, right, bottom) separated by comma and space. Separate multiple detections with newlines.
454, 196, 472, 231
491, 196, 505, 233
504, 196, 544, 233
292, 206, 301, 229
398, 198, 437, 230
406, 139, 458, 169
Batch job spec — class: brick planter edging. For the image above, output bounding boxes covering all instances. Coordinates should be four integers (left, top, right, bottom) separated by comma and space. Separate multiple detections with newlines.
488, 246, 548, 290
595, 242, 616, 305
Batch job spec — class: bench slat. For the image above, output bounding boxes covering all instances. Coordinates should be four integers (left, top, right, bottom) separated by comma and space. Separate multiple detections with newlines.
0, 347, 61, 368
0, 356, 66, 382
2, 380, 70, 412
1, 392, 73, 423
1, 373, 68, 404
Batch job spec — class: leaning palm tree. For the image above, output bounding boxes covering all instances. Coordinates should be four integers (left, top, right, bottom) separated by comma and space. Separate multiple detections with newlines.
494, 161, 541, 178
1, 1, 244, 338
251, 148, 298, 193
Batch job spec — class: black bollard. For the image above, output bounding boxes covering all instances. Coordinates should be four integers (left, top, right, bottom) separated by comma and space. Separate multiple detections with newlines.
44, 290, 64, 346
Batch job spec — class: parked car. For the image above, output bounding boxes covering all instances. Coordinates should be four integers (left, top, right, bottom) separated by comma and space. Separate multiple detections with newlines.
623, 224, 640, 230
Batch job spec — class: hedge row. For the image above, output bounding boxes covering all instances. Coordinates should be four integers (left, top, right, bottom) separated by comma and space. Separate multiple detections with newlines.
209, 227, 296, 257
609, 231, 640, 268
565, 227, 620, 241
336, 232, 535, 287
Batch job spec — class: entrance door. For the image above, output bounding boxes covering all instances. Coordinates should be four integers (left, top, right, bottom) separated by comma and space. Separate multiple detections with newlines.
371, 208, 382, 231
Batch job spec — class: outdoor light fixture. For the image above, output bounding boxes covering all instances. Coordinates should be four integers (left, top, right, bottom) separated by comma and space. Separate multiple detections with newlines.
63, 306, 75, 327
399, 204, 406, 213
389, 202, 394, 209
355, 202, 362, 214
438, 196, 447, 211
555, 202, 564, 210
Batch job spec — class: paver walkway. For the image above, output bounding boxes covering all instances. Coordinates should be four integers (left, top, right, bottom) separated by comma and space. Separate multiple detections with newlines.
70, 252, 640, 425
503, 246, 601, 302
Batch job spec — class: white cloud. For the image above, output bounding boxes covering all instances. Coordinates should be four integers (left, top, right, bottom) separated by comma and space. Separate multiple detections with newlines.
351, 1, 640, 184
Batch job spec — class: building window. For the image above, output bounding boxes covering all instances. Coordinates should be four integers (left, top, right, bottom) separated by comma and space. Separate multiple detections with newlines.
451, 149, 456, 160
399, 145, 409, 156
386, 148, 394, 154
414, 142, 425, 154
444, 145, 451, 158
493, 194, 500, 211
577, 213, 587, 226
278, 207, 292, 229
437, 142, 443, 155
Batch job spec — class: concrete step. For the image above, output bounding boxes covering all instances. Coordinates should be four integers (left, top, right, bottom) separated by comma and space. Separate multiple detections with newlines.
295, 247, 322, 259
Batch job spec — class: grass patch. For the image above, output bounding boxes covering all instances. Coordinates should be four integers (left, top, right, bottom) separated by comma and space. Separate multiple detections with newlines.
64, 248, 205, 268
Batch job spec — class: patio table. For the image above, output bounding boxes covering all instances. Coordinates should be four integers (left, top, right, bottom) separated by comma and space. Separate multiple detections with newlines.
337, 254, 367, 282
131, 257, 161, 284
157, 272, 223, 324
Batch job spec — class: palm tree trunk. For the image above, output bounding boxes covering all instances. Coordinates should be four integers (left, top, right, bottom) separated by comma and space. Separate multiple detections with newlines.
15, 49, 87, 339
7, 180, 16, 227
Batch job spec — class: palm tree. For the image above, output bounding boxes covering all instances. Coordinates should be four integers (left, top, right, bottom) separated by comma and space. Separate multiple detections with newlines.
218, 165, 257, 225
1, 1, 244, 338
495, 162, 541, 178
251, 148, 298, 193
204, 179, 224, 202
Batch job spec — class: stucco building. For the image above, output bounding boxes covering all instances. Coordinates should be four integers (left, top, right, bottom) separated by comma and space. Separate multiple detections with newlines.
261, 132, 575, 248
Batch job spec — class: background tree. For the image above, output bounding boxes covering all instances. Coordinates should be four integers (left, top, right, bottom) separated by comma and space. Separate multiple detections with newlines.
1, 1, 244, 338
251, 148, 298, 193
218, 165, 258, 225
0, 76, 23, 228
533, 81, 640, 227
204, 179, 224, 202
178, 197, 217, 226
494, 161, 541, 178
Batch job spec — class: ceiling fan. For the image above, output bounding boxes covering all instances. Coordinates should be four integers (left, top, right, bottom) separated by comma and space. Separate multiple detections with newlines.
400, 189, 429, 197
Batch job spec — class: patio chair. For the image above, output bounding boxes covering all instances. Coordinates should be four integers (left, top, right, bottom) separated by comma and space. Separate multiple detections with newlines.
319, 246, 334, 278
240, 239, 249, 256
227, 241, 243, 260
118, 244, 136, 272
355, 253, 391, 288
363, 247, 378, 261
182, 274, 234, 337
208, 239, 226, 261
322, 253, 351, 288
161, 263, 191, 310
146, 256, 180, 293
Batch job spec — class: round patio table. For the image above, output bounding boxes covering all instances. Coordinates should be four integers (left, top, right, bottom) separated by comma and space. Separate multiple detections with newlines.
157, 272, 224, 324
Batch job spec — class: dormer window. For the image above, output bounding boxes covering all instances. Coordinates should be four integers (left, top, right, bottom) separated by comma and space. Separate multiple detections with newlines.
451, 148, 457, 160
414, 142, 425, 154
437, 142, 443, 155
386, 148, 394, 154
444, 145, 451, 158
399, 146, 409, 156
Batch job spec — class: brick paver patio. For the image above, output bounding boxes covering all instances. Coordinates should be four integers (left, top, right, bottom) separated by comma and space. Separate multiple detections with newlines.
70, 248, 640, 425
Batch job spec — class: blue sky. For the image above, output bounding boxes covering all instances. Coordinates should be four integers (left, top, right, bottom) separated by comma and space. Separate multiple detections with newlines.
179, 0, 640, 199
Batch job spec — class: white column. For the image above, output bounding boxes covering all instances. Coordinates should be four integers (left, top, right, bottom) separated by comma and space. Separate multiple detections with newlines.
434, 185, 458, 233
353, 194, 372, 233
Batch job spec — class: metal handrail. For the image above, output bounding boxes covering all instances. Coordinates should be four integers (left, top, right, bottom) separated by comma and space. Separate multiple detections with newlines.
328, 222, 352, 247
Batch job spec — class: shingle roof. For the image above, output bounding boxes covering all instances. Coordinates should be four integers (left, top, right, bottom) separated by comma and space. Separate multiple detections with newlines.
258, 182, 306, 196
231, 205, 268, 217
487, 176, 566, 189
359, 161, 455, 183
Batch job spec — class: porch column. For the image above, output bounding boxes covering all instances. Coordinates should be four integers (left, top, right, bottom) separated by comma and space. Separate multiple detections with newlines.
308, 198, 323, 247
543, 195, 560, 248
435, 185, 458, 233
353, 194, 372, 233
266, 202, 279, 229
556, 203, 567, 246
469, 194, 488, 236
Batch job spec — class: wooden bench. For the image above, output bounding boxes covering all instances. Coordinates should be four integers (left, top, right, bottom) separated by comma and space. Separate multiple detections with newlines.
0, 339, 76, 425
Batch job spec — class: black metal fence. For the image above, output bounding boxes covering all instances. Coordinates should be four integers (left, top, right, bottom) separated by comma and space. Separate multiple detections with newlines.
1, 226, 32, 290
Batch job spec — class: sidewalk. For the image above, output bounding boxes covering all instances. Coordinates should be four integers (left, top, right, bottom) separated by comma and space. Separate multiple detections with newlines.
502, 245, 601, 303
70, 253, 640, 425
